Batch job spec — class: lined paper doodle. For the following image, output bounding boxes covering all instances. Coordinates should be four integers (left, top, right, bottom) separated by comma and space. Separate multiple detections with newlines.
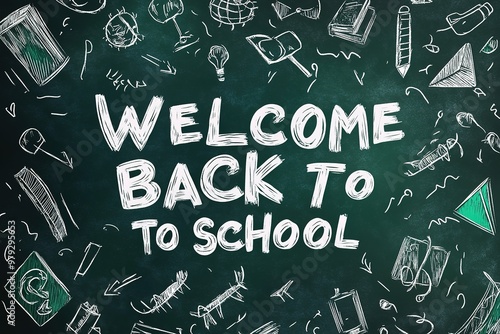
131, 270, 188, 313
15, 167, 67, 242
0, 5, 69, 86
74, 242, 102, 280
395, 6, 411, 78
190, 267, 246, 329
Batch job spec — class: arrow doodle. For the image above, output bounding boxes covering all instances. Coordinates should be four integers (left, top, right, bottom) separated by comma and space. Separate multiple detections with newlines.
104, 273, 142, 297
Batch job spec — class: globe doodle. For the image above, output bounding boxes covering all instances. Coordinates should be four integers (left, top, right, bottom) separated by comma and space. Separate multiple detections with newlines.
209, 0, 257, 28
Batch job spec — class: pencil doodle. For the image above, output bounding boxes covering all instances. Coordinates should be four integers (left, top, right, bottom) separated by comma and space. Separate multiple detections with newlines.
426, 175, 460, 199
104, 8, 143, 50
104, 273, 142, 297
404, 134, 463, 176
66, 302, 101, 334
130, 270, 188, 313
270, 280, 294, 302
328, 288, 368, 334
316, 47, 361, 60
247, 31, 312, 77
405, 86, 429, 104
395, 6, 411, 78
481, 36, 498, 54
0, 5, 69, 86
15, 167, 67, 242
209, 0, 257, 29
422, 35, 439, 54
74, 242, 102, 280
328, 0, 376, 45
190, 267, 247, 329
272, 0, 321, 20
208, 45, 229, 82
20, 220, 38, 241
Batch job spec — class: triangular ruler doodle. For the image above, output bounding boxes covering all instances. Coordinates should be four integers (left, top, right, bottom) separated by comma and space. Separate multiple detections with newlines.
454, 178, 496, 235
429, 43, 476, 88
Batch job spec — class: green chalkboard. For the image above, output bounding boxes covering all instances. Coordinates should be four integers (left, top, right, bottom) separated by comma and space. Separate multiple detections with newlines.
1, 0, 500, 333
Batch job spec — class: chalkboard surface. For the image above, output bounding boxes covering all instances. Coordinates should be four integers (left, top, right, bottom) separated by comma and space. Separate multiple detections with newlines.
1, 0, 500, 333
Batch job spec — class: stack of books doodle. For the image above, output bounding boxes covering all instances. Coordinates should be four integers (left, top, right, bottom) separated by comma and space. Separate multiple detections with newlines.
328, 0, 376, 45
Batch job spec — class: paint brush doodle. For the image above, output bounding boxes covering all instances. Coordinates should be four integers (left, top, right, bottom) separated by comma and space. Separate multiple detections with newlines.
190, 267, 247, 329
131, 271, 188, 314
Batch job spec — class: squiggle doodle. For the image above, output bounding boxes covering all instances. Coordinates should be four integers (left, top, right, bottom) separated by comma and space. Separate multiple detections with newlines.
307, 63, 318, 93
425, 175, 460, 199
316, 48, 361, 60
405, 86, 429, 104
418, 64, 433, 75
428, 216, 459, 229
384, 197, 395, 213
408, 313, 434, 334
21, 220, 38, 241
397, 189, 413, 206
457, 293, 466, 308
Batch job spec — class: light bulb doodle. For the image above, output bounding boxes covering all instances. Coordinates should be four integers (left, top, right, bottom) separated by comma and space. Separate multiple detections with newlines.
208, 45, 229, 81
